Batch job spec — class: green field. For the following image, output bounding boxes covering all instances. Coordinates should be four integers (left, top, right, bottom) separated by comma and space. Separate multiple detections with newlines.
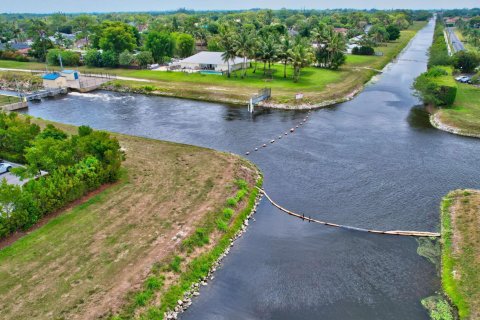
0, 22, 426, 106
441, 190, 480, 319
437, 83, 480, 136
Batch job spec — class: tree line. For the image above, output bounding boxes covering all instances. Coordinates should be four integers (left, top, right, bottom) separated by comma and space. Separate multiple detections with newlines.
0, 113, 124, 239
0, 9, 421, 80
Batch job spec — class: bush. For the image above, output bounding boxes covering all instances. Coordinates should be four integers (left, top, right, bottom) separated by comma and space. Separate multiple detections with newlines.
386, 25, 401, 41
135, 51, 154, 69
0, 115, 124, 239
118, 50, 134, 66
101, 50, 118, 68
84, 49, 103, 67
46, 49, 80, 66
453, 51, 480, 73
428, 20, 451, 68
414, 71, 457, 106
352, 46, 375, 55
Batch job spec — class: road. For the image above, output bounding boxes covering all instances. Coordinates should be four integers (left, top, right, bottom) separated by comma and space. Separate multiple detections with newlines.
447, 27, 465, 53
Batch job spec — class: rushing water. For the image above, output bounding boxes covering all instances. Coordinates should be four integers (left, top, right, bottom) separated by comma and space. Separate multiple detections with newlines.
24, 20, 479, 319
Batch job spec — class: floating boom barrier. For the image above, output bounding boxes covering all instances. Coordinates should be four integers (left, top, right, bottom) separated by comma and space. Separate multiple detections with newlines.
258, 188, 441, 238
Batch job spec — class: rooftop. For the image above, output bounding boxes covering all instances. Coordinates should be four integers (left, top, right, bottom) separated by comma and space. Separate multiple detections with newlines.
180, 51, 244, 65
42, 73, 61, 80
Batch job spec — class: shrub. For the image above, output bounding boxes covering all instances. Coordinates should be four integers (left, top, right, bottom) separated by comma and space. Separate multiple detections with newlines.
352, 46, 375, 55
226, 197, 237, 207
135, 51, 154, 69
386, 25, 401, 41
118, 50, 134, 66
453, 51, 480, 73
413, 72, 457, 106
84, 49, 103, 67
0, 114, 124, 239
428, 20, 451, 68
101, 50, 118, 68
46, 49, 80, 66
169, 256, 182, 273
216, 218, 228, 232
223, 208, 234, 219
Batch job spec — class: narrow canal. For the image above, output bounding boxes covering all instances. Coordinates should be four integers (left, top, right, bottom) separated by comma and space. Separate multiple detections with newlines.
24, 19, 479, 319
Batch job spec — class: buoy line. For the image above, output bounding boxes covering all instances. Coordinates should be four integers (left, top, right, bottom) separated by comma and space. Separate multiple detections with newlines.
258, 188, 440, 238
245, 110, 312, 156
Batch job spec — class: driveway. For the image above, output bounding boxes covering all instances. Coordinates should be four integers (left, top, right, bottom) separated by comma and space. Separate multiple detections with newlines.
0, 162, 47, 186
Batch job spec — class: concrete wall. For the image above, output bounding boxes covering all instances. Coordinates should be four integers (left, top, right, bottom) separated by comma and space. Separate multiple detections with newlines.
0, 101, 28, 111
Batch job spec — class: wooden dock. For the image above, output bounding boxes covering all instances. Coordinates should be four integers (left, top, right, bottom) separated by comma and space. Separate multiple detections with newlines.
259, 188, 441, 238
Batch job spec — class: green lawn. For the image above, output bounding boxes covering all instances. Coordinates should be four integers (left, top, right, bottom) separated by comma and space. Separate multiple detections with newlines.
0, 21, 426, 106
0, 95, 19, 106
438, 83, 480, 136
441, 190, 480, 319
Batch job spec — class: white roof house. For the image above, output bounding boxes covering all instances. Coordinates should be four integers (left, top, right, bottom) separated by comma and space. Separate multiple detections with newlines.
179, 51, 246, 72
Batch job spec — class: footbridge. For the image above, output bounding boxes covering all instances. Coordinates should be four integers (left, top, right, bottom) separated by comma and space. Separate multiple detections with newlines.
259, 188, 441, 238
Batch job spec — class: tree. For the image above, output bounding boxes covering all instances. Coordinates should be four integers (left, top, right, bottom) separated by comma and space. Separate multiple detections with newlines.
118, 50, 134, 66
289, 39, 314, 82
368, 25, 389, 45
84, 49, 103, 67
72, 15, 97, 47
175, 33, 195, 58
145, 31, 175, 63
101, 50, 118, 68
313, 26, 346, 69
29, 37, 54, 61
135, 51, 154, 69
386, 25, 401, 41
99, 25, 136, 54
279, 36, 293, 78
258, 35, 279, 75
221, 39, 236, 78
453, 51, 480, 73
233, 30, 254, 78
46, 49, 80, 67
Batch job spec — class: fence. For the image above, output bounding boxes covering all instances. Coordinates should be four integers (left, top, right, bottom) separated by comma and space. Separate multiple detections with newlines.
248, 88, 272, 112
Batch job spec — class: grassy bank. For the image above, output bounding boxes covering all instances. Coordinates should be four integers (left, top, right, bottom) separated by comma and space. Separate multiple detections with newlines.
0, 22, 425, 106
0, 94, 19, 106
0, 117, 259, 320
435, 83, 480, 136
441, 190, 480, 319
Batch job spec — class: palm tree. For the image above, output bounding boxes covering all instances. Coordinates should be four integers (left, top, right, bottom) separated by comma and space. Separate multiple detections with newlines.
220, 31, 236, 78
289, 40, 314, 82
278, 36, 293, 78
259, 35, 279, 75
233, 30, 253, 78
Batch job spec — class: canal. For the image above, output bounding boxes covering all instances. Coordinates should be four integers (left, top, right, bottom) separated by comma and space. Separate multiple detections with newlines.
24, 19, 479, 319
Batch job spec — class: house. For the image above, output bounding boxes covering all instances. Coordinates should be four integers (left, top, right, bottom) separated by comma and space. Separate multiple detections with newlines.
0, 42, 31, 54
42, 73, 67, 89
178, 51, 245, 72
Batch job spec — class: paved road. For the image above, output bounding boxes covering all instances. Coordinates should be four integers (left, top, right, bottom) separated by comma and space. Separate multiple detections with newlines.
1, 162, 47, 186
447, 27, 465, 52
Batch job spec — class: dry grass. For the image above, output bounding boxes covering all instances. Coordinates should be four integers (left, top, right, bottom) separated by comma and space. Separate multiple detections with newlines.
442, 189, 480, 319
0, 118, 257, 320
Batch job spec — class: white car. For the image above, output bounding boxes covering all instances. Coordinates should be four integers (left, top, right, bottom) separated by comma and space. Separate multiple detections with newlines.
0, 162, 12, 174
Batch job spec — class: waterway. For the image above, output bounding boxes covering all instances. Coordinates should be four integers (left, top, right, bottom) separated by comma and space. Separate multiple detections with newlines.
23, 19, 479, 319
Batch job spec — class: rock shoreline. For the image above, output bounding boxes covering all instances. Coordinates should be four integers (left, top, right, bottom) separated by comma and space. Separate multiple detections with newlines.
164, 178, 264, 320
430, 112, 480, 139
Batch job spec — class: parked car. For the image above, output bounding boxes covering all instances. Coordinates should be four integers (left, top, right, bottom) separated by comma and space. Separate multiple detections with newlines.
456, 76, 471, 83
0, 162, 12, 174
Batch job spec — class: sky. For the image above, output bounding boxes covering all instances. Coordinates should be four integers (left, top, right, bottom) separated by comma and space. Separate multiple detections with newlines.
1, 0, 478, 14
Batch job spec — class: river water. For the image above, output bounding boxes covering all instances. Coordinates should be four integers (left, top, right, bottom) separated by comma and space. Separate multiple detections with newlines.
23, 19, 479, 319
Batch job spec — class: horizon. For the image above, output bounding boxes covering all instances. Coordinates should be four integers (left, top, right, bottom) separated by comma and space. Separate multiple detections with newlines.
1, 0, 479, 14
